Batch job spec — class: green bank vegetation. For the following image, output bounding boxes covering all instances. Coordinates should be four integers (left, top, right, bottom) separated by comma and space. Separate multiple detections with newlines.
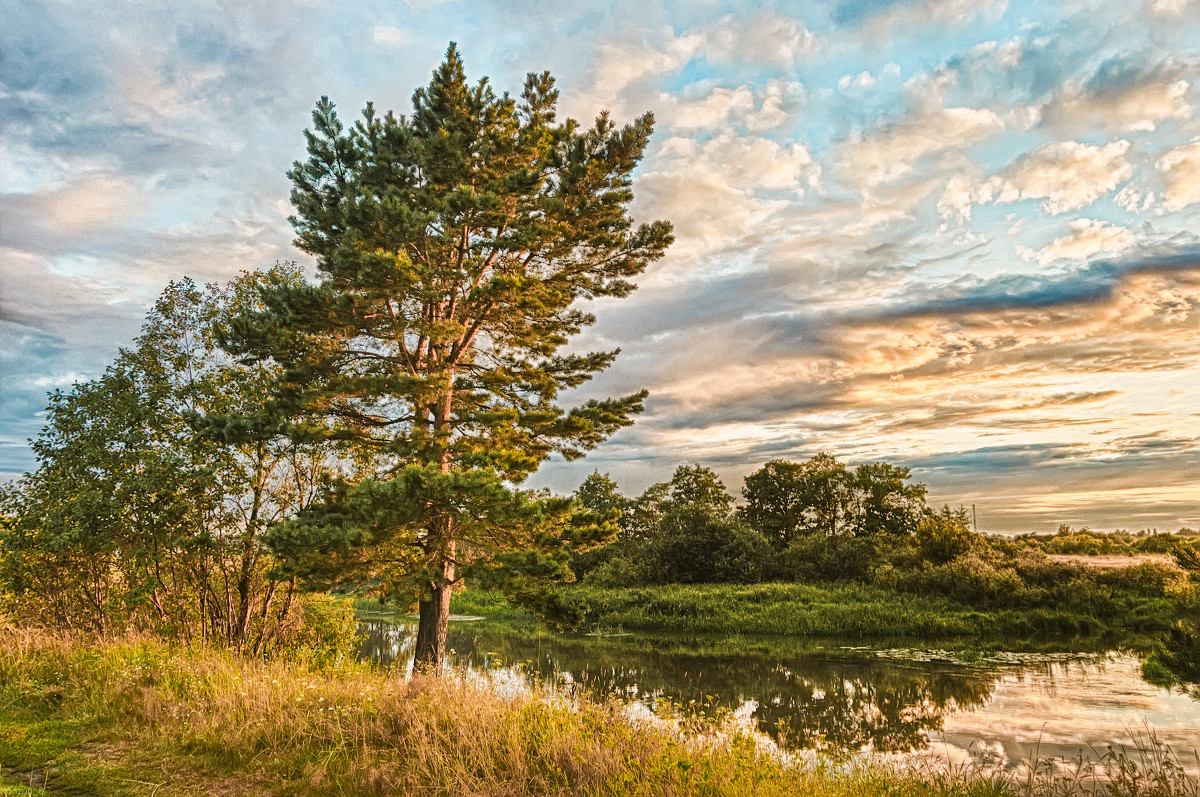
548, 463, 1198, 658
3, 630, 1196, 797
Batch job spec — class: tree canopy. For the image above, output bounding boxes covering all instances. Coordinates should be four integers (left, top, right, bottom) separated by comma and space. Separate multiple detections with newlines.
739, 454, 927, 549
222, 44, 672, 670
0, 268, 350, 654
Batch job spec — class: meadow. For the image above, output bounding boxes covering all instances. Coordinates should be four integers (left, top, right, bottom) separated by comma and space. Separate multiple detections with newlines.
2, 628, 1196, 797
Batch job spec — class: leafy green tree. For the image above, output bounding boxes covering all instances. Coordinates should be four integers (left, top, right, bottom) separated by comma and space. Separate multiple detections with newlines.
663, 464, 735, 517
741, 455, 928, 549
620, 481, 671, 544
568, 471, 629, 581
574, 471, 629, 523
0, 268, 343, 652
738, 460, 810, 550
1143, 545, 1200, 693
853, 462, 928, 539
620, 464, 760, 584
222, 45, 672, 671
739, 454, 854, 545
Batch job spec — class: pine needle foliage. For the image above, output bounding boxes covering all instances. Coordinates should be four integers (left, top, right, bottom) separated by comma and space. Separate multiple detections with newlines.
222, 44, 672, 669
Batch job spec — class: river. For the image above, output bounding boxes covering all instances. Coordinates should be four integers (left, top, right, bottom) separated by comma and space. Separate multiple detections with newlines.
357, 617, 1200, 770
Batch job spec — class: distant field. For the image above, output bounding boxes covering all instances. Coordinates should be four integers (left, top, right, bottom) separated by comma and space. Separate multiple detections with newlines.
1047, 553, 1176, 569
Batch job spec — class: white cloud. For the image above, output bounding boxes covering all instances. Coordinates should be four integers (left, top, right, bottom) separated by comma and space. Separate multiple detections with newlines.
632, 169, 785, 266
745, 80, 802, 132
371, 26, 408, 48
668, 86, 755, 131
938, 174, 979, 223
35, 174, 144, 228
701, 14, 817, 65
661, 80, 804, 133
1157, 139, 1200, 211
863, 0, 1009, 41
988, 140, 1133, 215
658, 133, 818, 193
1026, 219, 1136, 265
1150, 0, 1198, 15
1114, 186, 1157, 213
584, 32, 703, 110
840, 107, 1004, 188
839, 71, 875, 90
1050, 77, 1192, 132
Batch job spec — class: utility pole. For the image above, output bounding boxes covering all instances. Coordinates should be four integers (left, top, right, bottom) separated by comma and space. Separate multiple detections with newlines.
972, 504, 977, 532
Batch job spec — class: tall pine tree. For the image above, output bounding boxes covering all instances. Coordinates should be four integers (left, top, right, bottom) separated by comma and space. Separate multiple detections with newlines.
224, 44, 672, 671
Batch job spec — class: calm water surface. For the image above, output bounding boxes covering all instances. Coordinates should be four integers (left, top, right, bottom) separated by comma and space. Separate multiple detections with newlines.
357, 618, 1200, 768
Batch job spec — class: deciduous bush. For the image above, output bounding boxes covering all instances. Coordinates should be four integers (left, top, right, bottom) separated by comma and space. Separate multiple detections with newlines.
1095, 561, 1185, 598
892, 554, 1030, 608
641, 510, 770, 584
781, 534, 880, 582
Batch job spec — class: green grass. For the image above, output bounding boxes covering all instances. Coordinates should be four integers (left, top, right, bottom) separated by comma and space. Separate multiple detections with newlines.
356, 579, 1178, 652
557, 581, 1176, 650
3, 628, 1195, 796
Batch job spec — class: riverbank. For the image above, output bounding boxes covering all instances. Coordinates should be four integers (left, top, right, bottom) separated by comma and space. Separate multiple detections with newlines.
405, 579, 1178, 653
2, 629, 1195, 796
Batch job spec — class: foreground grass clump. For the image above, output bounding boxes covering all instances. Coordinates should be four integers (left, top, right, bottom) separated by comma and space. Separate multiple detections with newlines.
1, 629, 1196, 796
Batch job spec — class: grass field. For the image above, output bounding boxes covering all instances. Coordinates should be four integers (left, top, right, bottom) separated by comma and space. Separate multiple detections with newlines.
2, 629, 1195, 796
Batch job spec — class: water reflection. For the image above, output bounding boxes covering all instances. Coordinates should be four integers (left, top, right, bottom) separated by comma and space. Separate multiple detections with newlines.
360, 620, 998, 753
359, 618, 1200, 767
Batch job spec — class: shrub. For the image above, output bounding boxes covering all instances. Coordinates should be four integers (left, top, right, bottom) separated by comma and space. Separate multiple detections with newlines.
640, 510, 770, 584
581, 556, 643, 588
1096, 562, 1184, 598
915, 508, 978, 564
781, 534, 880, 582
1011, 548, 1086, 589
893, 554, 1029, 608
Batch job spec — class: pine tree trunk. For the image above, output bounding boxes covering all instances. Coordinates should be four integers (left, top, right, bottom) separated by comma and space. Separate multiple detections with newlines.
413, 545, 455, 674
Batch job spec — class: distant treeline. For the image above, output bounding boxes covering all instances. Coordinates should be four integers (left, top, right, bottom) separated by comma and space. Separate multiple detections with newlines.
565, 460, 1197, 623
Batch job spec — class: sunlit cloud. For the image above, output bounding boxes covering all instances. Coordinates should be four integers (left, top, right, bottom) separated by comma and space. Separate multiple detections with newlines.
1158, 138, 1200, 211
986, 140, 1134, 215
1020, 219, 1136, 265
839, 107, 1004, 189
3, 0, 1199, 531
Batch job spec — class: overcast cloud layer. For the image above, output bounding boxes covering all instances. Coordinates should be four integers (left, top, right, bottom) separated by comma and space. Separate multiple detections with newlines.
2, 0, 1198, 532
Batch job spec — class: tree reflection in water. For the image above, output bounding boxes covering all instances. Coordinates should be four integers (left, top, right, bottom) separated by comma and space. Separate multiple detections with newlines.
357, 620, 997, 753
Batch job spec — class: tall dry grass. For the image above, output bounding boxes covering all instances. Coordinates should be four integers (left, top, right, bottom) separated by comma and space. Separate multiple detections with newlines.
2, 626, 1196, 796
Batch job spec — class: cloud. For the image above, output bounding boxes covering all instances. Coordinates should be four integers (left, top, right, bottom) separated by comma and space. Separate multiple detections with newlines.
937, 174, 980, 223
667, 86, 755, 131
839, 107, 1004, 189
657, 133, 818, 192
585, 32, 703, 109
5, 0, 1200, 531
1045, 59, 1194, 132
661, 79, 806, 133
1158, 139, 1200, 211
701, 14, 817, 66
1020, 220, 1137, 266
0, 175, 146, 251
371, 26, 409, 48
1149, 0, 1199, 16
854, 0, 1010, 41
986, 140, 1133, 215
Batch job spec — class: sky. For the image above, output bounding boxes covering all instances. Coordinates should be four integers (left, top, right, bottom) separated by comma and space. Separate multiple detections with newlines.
2, 0, 1199, 533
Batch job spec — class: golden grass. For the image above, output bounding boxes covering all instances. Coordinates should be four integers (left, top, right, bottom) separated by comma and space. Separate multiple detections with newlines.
1, 627, 1196, 796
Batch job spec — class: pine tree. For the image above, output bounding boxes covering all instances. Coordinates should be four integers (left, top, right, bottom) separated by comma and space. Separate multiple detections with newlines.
223, 44, 672, 671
